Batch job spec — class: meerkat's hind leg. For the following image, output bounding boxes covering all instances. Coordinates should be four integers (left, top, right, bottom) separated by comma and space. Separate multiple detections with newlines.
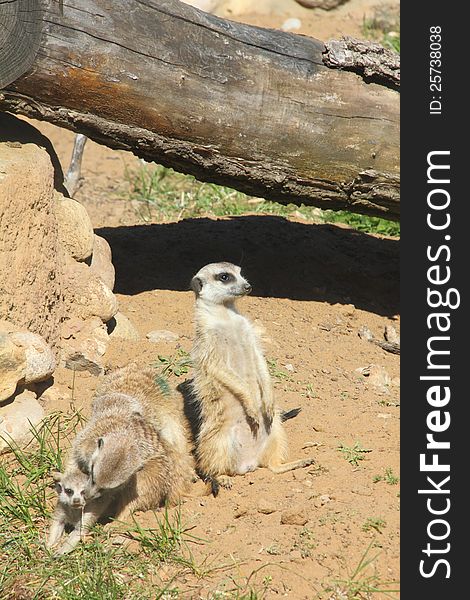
268, 457, 316, 474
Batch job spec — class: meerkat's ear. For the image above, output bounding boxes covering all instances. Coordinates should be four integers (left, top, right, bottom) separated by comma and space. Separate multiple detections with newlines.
97, 437, 104, 449
190, 276, 203, 294
52, 471, 63, 482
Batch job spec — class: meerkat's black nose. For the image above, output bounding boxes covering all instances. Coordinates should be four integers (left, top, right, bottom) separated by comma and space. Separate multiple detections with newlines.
244, 283, 252, 294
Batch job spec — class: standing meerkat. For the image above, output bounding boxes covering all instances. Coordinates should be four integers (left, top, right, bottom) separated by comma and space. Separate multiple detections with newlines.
189, 262, 315, 493
47, 364, 194, 554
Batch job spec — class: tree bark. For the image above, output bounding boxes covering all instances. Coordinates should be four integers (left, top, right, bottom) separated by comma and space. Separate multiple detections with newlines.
0, 0, 399, 220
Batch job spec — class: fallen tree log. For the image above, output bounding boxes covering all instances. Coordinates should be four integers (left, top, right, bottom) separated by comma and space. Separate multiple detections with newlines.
0, 0, 399, 219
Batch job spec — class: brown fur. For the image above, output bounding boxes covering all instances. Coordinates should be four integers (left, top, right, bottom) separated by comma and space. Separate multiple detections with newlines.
189, 262, 315, 492
47, 364, 194, 554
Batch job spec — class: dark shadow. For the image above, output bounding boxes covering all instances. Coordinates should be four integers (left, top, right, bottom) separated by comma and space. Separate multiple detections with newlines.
97, 216, 399, 316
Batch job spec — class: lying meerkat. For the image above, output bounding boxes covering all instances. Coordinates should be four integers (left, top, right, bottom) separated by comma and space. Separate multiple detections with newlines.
189, 262, 315, 493
73, 364, 194, 507
47, 364, 194, 553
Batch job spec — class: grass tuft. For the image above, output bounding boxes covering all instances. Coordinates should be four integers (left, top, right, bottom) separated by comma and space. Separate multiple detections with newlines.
0, 412, 207, 599
321, 541, 399, 599
125, 165, 400, 237
337, 442, 372, 467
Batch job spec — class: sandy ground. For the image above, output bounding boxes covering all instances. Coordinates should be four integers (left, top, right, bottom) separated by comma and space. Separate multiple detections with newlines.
24, 0, 399, 597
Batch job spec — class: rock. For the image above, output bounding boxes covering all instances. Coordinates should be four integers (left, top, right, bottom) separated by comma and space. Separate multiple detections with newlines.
280, 507, 309, 526
356, 364, 391, 392
0, 116, 116, 350
0, 332, 26, 401
258, 499, 277, 514
367, 365, 391, 389
0, 389, 45, 452
38, 384, 66, 408
0, 329, 55, 401
358, 326, 374, 342
385, 325, 400, 345
0, 125, 65, 346
65, 257, 118, 322
281, 18, 302, 32
146, 330, 179, 343
61, 318, 109, 376
108, 312, 140, 341
54, 192, 94, 261
341, 304, 356, 317
10, 332, 56, 384
89, 234, 115, 290
314, 494, 332, 508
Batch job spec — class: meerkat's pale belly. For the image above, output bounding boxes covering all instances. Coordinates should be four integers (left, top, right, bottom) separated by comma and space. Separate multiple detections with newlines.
219, 318, 272, 473
226, 400, 269, 474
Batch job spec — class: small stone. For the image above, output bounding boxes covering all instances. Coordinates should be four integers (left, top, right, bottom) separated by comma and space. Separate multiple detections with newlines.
356, 364, 391, 392
280, 507, 309, 526
10, 331, 56, 384
284, 363, 294, 372
385, 325, 400, 344
258, 499, 277, 514
0, 389, 45, 451
313, 494, 332, 508
108, 312, 140, 341
367, 365, 391, 389
1, 329, 55, 401
281, 18, 302, 32
358, 326, 374, 342
341, 304, 356, 317
234, 506, 248, 518
146, 330, 180, 343
61, 318, 109, 376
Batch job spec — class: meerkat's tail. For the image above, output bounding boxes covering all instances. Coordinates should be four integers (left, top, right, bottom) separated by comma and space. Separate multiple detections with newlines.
280, 407, 302, 422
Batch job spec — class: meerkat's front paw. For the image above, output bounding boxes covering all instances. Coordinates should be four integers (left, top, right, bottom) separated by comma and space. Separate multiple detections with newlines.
262, 403, 275, 431
246, 414, 260, 436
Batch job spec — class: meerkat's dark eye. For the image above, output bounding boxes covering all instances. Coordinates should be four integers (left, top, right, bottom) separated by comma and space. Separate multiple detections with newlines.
64, 488, 73, 496
217, 272, 233, 283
